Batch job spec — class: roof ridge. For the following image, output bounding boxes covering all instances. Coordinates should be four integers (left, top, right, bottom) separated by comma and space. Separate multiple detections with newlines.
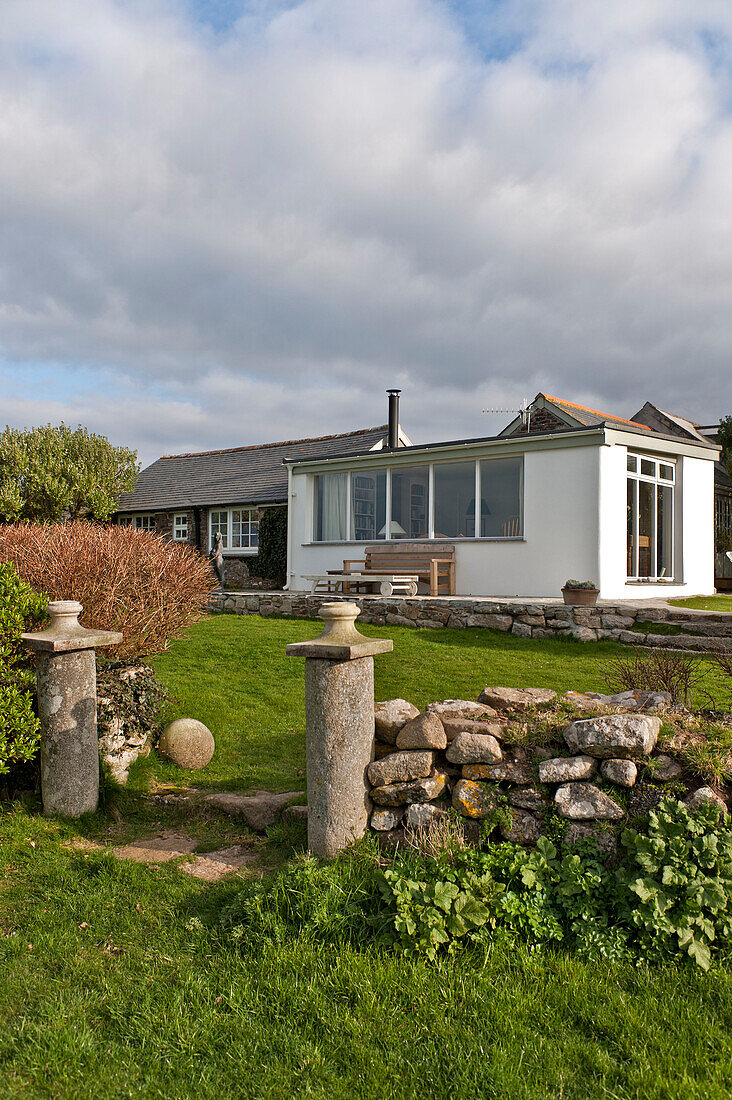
159, 425, 388, 460
539, 393, 650, 430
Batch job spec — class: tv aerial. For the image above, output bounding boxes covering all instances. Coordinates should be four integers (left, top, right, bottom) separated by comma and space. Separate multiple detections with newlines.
482, 397, 534, 431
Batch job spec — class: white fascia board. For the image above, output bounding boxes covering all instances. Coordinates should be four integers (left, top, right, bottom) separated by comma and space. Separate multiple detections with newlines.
604, 427, 721, 460
286, 428, 605, 475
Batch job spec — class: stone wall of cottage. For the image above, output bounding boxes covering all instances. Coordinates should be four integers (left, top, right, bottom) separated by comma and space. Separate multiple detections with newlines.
123, 507, 279, 589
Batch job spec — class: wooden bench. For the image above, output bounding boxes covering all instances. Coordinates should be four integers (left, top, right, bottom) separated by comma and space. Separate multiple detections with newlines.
342, 544, 456, 597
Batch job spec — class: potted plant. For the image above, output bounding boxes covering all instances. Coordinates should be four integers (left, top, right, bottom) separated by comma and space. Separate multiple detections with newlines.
561, 579, 600, 606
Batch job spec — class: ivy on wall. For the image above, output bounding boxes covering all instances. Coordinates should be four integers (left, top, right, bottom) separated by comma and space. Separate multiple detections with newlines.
248, 506, 287, 586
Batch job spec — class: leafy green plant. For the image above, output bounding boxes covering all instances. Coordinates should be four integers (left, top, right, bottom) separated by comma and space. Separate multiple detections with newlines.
379, 850, 505, 960
248, 505, 287, 586
0, 562, 47, 778
222, 800, 732, 971
563, 579, 598, 590
618, 798, 732, 970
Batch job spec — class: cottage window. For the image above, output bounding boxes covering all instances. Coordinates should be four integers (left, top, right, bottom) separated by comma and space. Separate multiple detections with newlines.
173, 514, 188, 541
391, 466, 429, 538
314, 473, 348, 541
433, 462, 475, 538
627, 454, 674, 580
210, 508, 260, 552
119, 514, 155, 531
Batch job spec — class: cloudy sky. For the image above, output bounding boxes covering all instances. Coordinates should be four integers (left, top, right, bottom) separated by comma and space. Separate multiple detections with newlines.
1, 0, 731, 465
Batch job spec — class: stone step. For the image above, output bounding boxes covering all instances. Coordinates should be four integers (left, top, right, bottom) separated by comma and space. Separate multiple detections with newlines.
632, 632, 732, 654
674, 622, 732, 637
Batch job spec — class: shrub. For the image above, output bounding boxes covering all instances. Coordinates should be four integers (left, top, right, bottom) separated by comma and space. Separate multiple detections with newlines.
248, 506, 287, 587
605, 647, 703, 707
0, 562, 47, 777
0, 522, 217, 659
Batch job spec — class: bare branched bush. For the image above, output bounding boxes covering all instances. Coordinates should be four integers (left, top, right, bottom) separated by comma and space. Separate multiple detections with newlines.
0, 522, 217, 659
605, 646, 704, 707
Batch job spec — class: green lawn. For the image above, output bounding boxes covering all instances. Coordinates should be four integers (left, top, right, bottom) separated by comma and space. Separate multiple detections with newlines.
671, 595, 732, 613
147, 612, 723, 793
3, 614, 732, 1099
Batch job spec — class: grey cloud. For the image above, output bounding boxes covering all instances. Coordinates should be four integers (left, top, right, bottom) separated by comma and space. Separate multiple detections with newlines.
0, 0, 731, 463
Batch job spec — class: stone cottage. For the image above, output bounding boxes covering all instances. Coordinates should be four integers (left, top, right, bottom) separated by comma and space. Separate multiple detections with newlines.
114, 422, 410, 587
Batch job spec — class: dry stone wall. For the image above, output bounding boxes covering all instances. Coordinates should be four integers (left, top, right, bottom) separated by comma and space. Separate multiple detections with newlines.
367, 688, 726, 851
210, 590, 731, 649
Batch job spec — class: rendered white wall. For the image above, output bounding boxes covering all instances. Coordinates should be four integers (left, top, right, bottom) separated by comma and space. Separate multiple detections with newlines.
680, 456, 715, 595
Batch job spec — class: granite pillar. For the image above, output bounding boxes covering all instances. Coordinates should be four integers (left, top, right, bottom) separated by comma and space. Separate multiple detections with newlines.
286, 602, 393, 858
22, 601, 123, 817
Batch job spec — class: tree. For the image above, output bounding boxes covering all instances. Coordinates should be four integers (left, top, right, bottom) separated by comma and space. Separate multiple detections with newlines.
719, 416, 732, 481
0, 423, 140, 523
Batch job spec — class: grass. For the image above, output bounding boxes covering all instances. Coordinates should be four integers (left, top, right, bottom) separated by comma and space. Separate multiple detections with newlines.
671, 595, 732, 612
4, 809, 732, 1100
3, 614, 732, 1098
147, 613, 728, 794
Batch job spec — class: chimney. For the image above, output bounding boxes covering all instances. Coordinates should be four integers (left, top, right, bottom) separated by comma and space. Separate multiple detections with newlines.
387, 389, 401, 450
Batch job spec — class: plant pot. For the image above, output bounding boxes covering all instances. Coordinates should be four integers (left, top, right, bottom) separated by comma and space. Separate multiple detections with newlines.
562, 587, 599, 607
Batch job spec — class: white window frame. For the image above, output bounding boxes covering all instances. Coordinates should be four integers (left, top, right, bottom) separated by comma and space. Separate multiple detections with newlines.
209, 507, 260, 554
312, 456, 524, 544
172, 513, 189, 541
626, 452, 675, 581
119, 514, 155, 531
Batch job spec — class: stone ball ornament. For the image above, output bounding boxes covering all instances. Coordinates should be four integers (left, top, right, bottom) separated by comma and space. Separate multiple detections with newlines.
158, 718, 215, 770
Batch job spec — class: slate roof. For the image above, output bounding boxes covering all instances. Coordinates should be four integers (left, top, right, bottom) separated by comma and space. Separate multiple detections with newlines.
498, 393, 720, 448
116, 426, 389, 512
536, 394, 658, 434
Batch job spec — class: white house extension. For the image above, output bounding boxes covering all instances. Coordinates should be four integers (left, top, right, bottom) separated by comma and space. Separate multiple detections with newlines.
285, 394, 719, 600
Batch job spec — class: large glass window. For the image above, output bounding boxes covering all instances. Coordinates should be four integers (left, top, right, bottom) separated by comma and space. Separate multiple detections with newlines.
351, 470, 387, 541
314, 472, 348, 541
310, 454, 526, 542
391, 466, 429, 539
479, 457, 523, 537
434, 462, 475, 538
627, 453, 675, 579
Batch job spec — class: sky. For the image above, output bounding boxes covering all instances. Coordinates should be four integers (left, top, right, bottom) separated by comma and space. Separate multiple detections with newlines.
1, 0, 731, 466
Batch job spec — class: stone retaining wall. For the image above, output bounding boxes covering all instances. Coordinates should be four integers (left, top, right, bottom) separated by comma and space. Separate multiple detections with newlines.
209, 589, 724, 645
367, 688, 725, 852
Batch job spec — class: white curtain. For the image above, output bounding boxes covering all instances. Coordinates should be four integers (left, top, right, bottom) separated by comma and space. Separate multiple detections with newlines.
322, 473, 348, 541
